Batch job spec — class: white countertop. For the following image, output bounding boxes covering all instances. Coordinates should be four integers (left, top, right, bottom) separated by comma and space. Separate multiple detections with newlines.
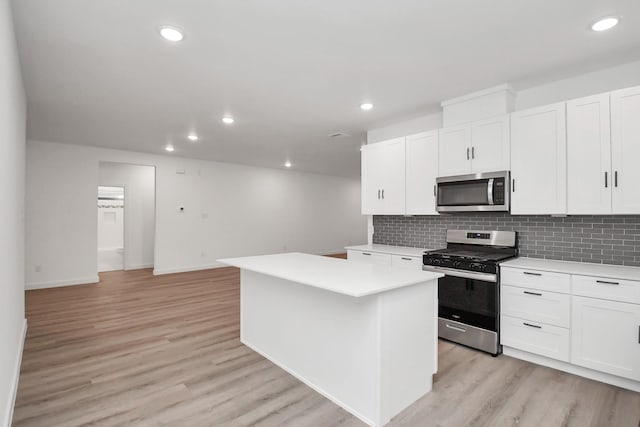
500, 257, 640, 282
218, 252, 442, 297
345, 244, 430, 258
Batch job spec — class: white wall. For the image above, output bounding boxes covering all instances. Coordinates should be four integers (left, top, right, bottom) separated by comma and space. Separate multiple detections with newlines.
366, 60, 640, 142
515, 60, 640, 110
25, 140, 367, 286
97, 202, 124, 249
366, 112, 442, 144
99, 163, 155, 269
0, 0, 26, 425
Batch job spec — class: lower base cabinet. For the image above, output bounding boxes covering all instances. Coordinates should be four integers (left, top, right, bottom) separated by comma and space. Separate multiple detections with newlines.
501, 315, 570, 362
346, 248, 422, 270
571, 295, 640, 381
500, 264, 640, 390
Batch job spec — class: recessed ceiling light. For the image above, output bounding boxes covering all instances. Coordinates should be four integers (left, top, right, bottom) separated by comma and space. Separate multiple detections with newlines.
284, 161, 292, 168
187, 134, 198, 141
165, 145, 175, 152
222, 116, 235, 124
591, 16, 619, 32
159, 26, 184, 42
360, 103, 373, 111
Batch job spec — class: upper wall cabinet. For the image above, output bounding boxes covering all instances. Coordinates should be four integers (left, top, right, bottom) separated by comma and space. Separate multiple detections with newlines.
567, 93, 611, 214
361, 138, 406, 215
438, 124, 471, 176
511, 103, 567, 215
438, 115, 509, 177
406, 131, 439, 215
611, 85, 640, 214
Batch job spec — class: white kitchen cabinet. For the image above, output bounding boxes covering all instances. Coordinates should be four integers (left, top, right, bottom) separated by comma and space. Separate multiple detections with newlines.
500, 266, 571, 362
438, 124, 471, 176
501, 315, 570, 362
611, 85, 640, 213
390, 254, 423, 270
510, 102, 567, 214
406, 131, 439, 215
501, 284, 571, 328
567, 93, 612, 214
470, 115, 510, 173
361, 138, 406, 215
572, 295, 640, 381
347, 250, 391, 265
438, 115, 509, 177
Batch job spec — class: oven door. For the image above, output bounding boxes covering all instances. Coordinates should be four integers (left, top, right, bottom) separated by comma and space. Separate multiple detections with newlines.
437, 273, 498, 332
436, 171, 509, 212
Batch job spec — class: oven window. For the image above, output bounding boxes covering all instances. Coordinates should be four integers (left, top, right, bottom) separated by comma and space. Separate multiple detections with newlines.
438, 180, 490, 206
438, 276, 497, 331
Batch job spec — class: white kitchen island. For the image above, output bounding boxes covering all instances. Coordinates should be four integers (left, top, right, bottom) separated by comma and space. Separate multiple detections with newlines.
218, 252, 442, 427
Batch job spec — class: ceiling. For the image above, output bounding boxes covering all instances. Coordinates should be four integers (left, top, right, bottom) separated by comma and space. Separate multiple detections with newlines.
12, 0, 640, 177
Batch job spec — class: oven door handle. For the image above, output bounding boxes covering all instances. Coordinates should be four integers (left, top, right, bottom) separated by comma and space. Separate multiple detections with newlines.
422, 265, 497, 283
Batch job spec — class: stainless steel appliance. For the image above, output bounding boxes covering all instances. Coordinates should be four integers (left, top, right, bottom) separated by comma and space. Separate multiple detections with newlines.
436, 171, 510, 212
422, 230, 517, 355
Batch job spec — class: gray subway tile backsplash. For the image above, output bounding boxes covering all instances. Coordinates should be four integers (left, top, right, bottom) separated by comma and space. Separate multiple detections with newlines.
372, 213, 640, 267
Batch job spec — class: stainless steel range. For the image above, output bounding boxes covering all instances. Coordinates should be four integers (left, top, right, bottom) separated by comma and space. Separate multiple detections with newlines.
422, 230, 518, 356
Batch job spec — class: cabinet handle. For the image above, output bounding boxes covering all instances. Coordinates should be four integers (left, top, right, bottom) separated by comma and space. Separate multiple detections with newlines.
400, 257, 412, 261
466, 147, 470, 160
381, 189, 384, 199
523, 322, 542, 329
472, 146, 475, 159
638, 326, 639, 344
512, 178, 515, 192
596, 280, 620, 285
433, 184, 436, 197
523, 291, 542, 296
615, 171, 618, 187
604, 171, 608, 188
377, 189, 380, 199
523, 271, 542, 276
362, 252, 372, 256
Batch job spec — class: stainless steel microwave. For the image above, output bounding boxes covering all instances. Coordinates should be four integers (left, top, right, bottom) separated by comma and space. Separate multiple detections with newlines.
436, 171, 510, 212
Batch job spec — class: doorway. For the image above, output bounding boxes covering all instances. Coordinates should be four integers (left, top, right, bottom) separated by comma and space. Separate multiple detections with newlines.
97, 186, 125, 272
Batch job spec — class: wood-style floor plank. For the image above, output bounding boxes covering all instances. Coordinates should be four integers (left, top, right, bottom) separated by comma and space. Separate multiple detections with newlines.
13, 261, 640, 427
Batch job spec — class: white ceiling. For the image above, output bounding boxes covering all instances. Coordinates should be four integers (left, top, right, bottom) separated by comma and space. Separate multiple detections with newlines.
12, 0, 640, 177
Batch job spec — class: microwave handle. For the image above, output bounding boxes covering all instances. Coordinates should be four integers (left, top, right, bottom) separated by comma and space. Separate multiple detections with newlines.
487, 178, 495, 205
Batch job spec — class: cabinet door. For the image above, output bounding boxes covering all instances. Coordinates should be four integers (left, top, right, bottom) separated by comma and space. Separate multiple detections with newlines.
361, 143, 385, 214
406, 131, 438, 215
438, 124, 471, 177
379, 138, 406, 214
611, 85, 640, 213
510, 103, 567, 214
567, 93, 612, 214
572, 296, 640, 381
470, 115, 510, 173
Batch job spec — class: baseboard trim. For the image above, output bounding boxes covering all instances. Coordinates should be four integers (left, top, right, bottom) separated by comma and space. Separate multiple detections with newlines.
3, 319, 27, 427
503, 346, 640, 393
25, 276, 99, 290
124, 263, 154, 271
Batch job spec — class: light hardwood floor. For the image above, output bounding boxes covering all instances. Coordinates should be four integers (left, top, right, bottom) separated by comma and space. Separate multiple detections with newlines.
14, 263, 640, 427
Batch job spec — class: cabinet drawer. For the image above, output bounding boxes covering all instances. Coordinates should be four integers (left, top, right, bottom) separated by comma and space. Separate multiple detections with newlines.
347, 250, 391, 265
572, 275, 640, 304
501, 267, 571, 294
501, 285, 570, 328
390, 255, 423, 270
501, 315, 570, 362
